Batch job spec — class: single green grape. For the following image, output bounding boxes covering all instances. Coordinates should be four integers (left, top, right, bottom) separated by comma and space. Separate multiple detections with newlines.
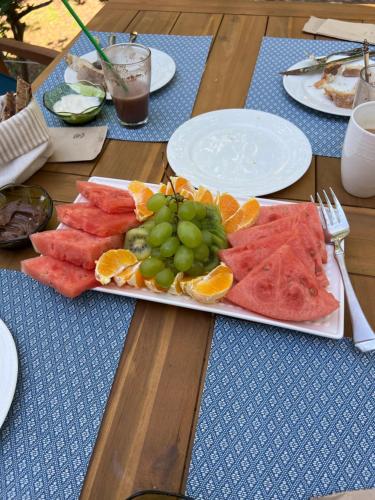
174, 245, 194, 272
194, 243, 210, 262
147, 193, 167, 212
141, 218, 156, 232
204, 255, 220, 273
201, 229, 213, 246
154, 205, 173, 224
186, 261, 205, 277
148, 222, 173, 247
140, 257, 165, 278
177, 221, 203, 248
194, 202, 207, 220
160, 236, 180, 258
168, 198, 178, 213
178, 200, 197, 221
155, 268, 175, 289
211, 233, 228, 249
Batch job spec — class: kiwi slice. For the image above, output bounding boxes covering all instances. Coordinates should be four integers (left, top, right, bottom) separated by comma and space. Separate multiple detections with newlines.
124, 227, 151, 260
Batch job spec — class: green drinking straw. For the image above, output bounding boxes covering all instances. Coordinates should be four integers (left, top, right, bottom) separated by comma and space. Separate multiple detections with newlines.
60, 0, 127, 91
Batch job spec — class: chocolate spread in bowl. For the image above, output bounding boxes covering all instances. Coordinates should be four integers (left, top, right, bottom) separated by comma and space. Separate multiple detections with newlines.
0, 200, 46, 242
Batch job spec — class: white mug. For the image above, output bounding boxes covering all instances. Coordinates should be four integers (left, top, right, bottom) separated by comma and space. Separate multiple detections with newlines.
341, 101, 375, 198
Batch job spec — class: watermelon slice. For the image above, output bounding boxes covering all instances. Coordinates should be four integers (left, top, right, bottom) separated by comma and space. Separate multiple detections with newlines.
31, 229, 124, 270
77, 181, 135, 214
56, 203, 139, 237
254, 202, 327, 263
21, 256, 98, 298
228, 215, 297, 247
221, 221, 328, 286
226, 244, 339, 322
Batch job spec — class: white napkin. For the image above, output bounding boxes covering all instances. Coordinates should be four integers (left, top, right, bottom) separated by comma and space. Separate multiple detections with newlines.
304, 17, 375, 44
0, 98, 53, 187
311, 489, 375, 500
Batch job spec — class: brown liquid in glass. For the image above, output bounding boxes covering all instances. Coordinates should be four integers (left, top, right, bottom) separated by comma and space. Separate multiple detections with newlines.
112, 84, 149, 125
365, 128, 375, 134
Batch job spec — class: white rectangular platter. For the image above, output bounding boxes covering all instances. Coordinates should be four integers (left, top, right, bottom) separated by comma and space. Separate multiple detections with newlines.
75, 176, 345, 340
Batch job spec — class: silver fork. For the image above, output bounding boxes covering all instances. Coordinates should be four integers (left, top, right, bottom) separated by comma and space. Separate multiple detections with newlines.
313, 188, 375, 352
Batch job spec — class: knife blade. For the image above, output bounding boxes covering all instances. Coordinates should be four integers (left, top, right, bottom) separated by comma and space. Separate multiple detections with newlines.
281, 50, 375, 76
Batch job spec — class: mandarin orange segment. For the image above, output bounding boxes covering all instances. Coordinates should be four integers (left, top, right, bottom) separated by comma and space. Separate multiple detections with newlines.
194, 186, 214, 204
114, 262, 144, 288
184, 263, 233, 304
166, 176, 195, 197
215, 192, 240, 223
224, 198, 260, 233
158, 183, 167, 194
144, 278, 165, 293
168, 272, 184, 295
179, 187, 194, 200
95, 249, 137, 285
128, 180, 154, 221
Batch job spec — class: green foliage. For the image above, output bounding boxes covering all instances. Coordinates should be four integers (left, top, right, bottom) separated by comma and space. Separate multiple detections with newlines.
0, 0, 52, 41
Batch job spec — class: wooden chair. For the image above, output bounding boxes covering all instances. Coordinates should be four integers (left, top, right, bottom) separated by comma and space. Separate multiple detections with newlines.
0, 39, 58, 91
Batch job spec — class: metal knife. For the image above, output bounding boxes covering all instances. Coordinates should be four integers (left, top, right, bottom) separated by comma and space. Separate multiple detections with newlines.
281, 50, 375, 76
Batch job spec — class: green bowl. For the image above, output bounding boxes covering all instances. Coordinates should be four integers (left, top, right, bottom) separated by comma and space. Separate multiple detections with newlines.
43, 81, 105, 125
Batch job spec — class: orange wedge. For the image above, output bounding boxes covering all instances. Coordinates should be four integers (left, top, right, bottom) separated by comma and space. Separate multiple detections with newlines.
114, 262, 144, 288
224, 198, 260, 233
158, 183, 167, 194
168, 272, 184, 295
166, 176, 195, 197
215, 192, 240, 223
95, 249, 137, 285
128, 180, 154, 221
183, 263, 233, 304
194, 186, 214, 204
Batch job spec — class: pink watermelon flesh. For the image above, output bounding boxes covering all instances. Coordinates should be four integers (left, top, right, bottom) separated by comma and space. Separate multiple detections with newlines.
56, 203, 139, 237
21, 255, 98, 298
254, 202, 327, 263
226, 244, 339, 322
228, 215, 297, 247
221, 222, 328, 287
77, 181, 135, 214
31, 229, 124, 270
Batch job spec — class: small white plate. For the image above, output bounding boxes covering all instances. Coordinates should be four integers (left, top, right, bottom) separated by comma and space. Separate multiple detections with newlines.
166, 109, 312, 198
64, 48, 176, 97
0, 319, 18, 429
70, 176, 344, 340
283, 58, 375, 117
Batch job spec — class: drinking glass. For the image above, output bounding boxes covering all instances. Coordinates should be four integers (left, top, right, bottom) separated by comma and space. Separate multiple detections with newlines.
341, 101, 375, 198
101, 43, 151, 127
353, 64, 375, 108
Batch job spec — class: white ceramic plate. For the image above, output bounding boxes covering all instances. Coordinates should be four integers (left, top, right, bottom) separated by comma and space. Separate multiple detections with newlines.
283, 58, 375, 117
64, 48, 176, 97
72, 176, 344, 340
0, 319, 18, 429
166, 109, 312, 198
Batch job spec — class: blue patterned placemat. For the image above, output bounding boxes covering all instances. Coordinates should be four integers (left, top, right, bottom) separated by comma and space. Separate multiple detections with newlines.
0, 270, 136, 499
186, 317, 375, 500
246, 37, 362, 158
36, 32, 212, 142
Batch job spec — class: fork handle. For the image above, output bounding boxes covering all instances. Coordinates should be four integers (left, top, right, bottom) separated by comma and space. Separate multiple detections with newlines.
335, 252, 375, 347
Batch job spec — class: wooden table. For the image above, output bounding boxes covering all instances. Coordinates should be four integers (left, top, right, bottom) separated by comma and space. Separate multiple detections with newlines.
3, 1, 375, 498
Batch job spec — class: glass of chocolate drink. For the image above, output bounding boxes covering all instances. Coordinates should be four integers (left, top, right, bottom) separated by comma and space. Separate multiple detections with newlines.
101, 43, 151, 127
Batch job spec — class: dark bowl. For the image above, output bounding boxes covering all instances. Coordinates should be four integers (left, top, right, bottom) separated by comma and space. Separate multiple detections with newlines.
0, 184, 53, 249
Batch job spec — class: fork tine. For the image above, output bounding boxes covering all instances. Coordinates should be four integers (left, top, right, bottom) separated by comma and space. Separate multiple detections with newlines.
329, 187, 347, 224
323, 189, 338, 224
311, 194, 326, 229
316, 192, 329, 229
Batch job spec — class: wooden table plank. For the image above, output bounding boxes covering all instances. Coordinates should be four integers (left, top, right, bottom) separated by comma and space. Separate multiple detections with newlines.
82, 10, 224, 499
107, 0, 375, 21
266, 16, 313, 39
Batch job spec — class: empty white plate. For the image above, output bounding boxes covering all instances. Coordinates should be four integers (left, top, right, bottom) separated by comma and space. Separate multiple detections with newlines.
0, 319, 18, 429
64, 47, 176, 96
167, 109, 312, 198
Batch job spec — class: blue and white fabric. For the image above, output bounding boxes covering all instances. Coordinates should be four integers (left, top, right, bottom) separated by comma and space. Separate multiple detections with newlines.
0, 270, 135, 499
246, 37, 360, 158
36, 32, 212, 142
186, 316, 375, 500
